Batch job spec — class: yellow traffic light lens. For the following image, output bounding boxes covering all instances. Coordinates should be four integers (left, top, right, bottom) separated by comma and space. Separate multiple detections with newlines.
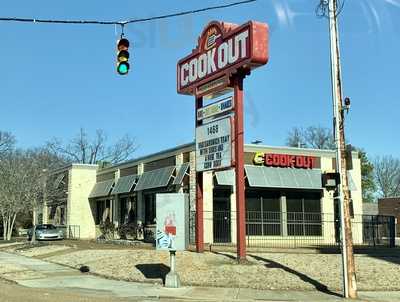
117, 62, 130, 75
117, 50, 129, 62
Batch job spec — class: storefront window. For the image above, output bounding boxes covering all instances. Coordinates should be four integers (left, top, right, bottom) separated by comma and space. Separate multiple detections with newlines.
246, 191, 281, 236
144, 194, 156, 225
95, 201, 105, 225
95, 200, 111, 225
287, 192, 322, 236
120, 197, 136, 224
120, 198, 127, 224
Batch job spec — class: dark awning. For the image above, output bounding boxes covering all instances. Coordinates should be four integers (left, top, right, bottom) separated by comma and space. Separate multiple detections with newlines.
89, 179, 114, 198
245, 165, 322, 190
134, 166, 175, 191
173, 163, 190, 185
111, 174, 139, 195
215, 169, 235, 186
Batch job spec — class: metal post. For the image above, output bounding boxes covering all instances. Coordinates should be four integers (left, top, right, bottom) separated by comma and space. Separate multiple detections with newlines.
234, 75, 247, 262
195, 97, 204, 253
328, 0, 357, 298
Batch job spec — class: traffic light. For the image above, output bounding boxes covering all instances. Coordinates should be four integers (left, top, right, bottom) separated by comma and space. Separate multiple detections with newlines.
117, 38, 130, 75
322, 172, 341, 189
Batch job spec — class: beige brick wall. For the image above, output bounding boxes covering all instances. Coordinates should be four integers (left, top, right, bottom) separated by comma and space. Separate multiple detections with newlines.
67, 166, 98, 239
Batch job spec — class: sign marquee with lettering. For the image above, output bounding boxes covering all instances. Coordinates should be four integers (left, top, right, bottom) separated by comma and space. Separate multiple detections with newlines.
196, 96, 234, 121
177, 21, 268, 96
253, 152, 316, 169
196, 117, 232, 172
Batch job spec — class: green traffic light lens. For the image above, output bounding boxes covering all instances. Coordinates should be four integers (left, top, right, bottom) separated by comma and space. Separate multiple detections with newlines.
117, 62, 130, 75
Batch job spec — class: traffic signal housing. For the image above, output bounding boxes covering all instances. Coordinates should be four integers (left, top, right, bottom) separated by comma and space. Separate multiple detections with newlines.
322, 172, 341, 190
117, 38, 130, 75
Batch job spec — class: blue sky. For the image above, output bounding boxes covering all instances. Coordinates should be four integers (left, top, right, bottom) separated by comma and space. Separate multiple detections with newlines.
0, 0, 399, 159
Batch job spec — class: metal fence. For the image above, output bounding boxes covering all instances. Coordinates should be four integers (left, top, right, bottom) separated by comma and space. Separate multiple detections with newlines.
189, 211, 395, 248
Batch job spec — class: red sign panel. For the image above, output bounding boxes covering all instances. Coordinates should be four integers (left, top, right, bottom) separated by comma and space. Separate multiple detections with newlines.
177, 21, 269, 96
254, 153, 316, 169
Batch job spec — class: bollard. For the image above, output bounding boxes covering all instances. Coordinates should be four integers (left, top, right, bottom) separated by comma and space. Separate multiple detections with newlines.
164, 250, 181, 288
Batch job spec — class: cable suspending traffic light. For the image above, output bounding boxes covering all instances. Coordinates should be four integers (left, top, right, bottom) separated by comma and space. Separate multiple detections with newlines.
117, 38, 130, 75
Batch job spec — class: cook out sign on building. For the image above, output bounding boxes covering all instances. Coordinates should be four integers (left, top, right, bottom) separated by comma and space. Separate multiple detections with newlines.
177, 21, 268, 96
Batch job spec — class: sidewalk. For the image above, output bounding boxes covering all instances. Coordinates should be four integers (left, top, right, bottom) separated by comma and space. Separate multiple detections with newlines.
0, 251, 398, 302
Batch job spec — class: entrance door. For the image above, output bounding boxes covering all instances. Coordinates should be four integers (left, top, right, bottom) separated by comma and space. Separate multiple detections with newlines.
213, 189, 231, 243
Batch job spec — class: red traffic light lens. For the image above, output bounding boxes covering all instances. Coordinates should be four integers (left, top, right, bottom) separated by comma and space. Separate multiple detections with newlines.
117, 38, 130, 51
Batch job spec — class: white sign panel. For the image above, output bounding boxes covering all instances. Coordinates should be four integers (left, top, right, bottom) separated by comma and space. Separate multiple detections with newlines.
156, 193, 189, 251
196, 96, 234, 121
196, 117, 232, 172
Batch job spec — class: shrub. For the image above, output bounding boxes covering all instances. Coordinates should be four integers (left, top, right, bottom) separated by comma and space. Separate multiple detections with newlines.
99, 219, 116, 240
117, 222, 138, 240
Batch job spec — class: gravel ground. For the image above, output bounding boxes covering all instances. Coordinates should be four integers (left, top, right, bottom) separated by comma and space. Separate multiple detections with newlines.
42, 249, 400, 291
13, 244, 71, 257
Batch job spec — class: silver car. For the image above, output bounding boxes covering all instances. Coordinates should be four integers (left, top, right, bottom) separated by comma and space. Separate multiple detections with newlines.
28, 224, 64, 241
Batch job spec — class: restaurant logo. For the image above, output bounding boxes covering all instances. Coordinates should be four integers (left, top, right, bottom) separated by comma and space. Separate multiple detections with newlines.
253, 152, 316, 169
204, 26, 221, 50
177, 21, 269, 96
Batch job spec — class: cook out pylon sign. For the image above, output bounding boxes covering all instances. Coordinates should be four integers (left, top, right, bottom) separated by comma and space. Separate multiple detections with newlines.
177, 21, 269, 261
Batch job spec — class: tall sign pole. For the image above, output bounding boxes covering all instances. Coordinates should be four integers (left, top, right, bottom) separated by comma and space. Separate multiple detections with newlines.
328, 0, 357, 298
234, 74, 247, 261
195, 97, 204, 253
177, 21, 269, 261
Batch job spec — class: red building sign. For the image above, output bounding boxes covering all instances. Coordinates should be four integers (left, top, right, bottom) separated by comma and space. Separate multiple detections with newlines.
177, 21, 268, 96
254, 152, 316, 169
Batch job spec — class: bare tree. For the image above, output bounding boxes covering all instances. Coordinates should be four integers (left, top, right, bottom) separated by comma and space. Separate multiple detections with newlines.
0, 151, 29, 240
47, 128, 138, 165
286, 126, 335, 149
0, 148, 65, 240
374, 155, 400, 198
0, 131, 15, 154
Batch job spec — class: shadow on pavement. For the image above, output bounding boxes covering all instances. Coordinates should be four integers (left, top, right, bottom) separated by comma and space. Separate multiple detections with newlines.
211, 251, 236, 260
212, 251, 341, 297
248, 254, 342, 298
135, 263, 170, 284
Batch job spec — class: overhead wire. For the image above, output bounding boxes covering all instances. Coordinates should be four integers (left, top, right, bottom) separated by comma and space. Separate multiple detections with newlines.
0, 0, 257, 27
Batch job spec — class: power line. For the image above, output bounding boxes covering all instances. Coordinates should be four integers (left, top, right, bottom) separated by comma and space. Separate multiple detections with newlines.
0, 0, 257, 27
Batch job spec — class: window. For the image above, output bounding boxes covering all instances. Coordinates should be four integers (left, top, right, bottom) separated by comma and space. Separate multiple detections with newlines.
145, 194, 156, 225
287, 192, 322, 236
95, 200, 111, 225
120, 198, 128, 224
246, 191, 281, 236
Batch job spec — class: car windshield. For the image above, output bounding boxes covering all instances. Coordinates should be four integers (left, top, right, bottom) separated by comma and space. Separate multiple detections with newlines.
36, 225, 57, 230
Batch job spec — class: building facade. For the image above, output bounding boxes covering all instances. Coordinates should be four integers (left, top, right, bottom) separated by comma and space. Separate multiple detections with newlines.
43, 164, 98, 239
379, 197, 400, 237
42, 143, 368, 247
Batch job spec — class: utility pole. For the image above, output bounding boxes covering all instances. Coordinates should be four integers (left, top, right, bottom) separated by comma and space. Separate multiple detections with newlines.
327, 0, 358, 298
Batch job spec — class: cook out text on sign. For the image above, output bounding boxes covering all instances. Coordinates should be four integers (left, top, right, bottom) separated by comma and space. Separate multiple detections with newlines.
179, 30, 249, 88
177, 21, 269, 96
253, 152, 316, 169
